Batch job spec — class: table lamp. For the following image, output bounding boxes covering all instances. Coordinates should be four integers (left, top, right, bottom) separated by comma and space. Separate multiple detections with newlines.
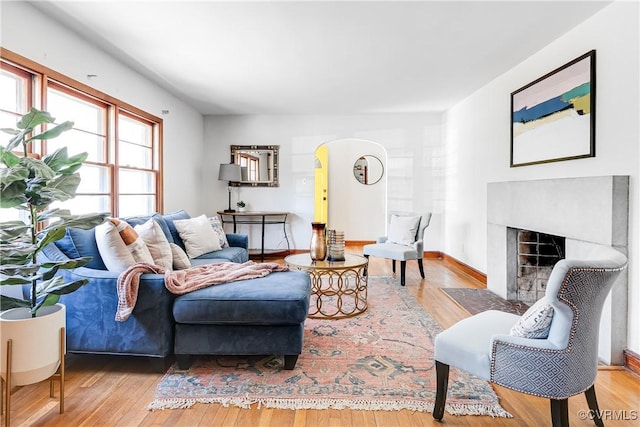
218, 163, 242, 212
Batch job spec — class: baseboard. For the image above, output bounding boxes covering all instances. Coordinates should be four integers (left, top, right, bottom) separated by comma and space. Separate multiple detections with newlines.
623, 349, 640, 376
440, 253, 487, 285
346, 240, 375, 246
423, 251, 443, 259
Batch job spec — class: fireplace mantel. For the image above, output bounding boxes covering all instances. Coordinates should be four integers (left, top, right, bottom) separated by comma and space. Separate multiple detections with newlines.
487, 176, 629, 365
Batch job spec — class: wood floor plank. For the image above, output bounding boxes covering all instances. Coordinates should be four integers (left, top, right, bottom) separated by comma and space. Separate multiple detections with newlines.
3, 246, 638, 427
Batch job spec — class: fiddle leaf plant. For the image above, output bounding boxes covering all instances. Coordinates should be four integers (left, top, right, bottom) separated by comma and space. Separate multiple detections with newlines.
0, 108, 108, 316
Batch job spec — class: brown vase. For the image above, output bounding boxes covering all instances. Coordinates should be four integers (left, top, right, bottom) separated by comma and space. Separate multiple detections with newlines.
310, 222, 327, 261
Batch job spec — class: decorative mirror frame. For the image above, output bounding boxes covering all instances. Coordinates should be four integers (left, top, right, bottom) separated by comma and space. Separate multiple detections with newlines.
230, 145, 279, 187
353, 155, 384, 185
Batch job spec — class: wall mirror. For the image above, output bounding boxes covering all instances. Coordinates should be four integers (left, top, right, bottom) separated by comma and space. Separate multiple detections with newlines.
231, 145, 279, 187
353, 155, 383, 185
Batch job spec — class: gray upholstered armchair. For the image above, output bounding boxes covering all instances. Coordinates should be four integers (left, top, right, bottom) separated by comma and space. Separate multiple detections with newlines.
363, 212, 431, 286
432, 244, 627, 427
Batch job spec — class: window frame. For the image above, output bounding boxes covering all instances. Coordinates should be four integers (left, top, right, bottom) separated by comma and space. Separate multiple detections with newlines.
1, 48, 164, 216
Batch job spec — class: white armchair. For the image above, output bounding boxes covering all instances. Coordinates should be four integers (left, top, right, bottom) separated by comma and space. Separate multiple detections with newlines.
432, 244, 627, 427
363, 212, 431, 286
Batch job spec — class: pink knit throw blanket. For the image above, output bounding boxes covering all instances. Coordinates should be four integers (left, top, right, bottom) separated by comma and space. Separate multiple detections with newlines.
115, 261, 289, 322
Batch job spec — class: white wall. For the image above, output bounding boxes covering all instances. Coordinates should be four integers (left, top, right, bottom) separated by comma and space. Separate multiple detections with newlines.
203, 114, 444, 251
1, 1, 205, 216
444, 1, 639, 353
326, 139, 386, 240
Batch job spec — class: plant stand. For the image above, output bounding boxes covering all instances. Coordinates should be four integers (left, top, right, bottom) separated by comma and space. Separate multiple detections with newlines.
1, 327, 65, 427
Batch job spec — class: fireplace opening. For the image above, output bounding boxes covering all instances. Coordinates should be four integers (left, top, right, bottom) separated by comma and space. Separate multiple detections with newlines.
514, 229, 565, 304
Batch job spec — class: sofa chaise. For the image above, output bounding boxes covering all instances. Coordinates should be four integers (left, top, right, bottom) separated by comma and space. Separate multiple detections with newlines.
33, 210, 311, 371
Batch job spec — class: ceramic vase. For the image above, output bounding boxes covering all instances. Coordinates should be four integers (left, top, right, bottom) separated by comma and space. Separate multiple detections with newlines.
310, 222, 327, 261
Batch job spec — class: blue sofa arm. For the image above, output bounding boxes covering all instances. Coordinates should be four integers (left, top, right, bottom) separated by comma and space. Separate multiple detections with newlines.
35, 244, 175, 359
226, 233, 248, 250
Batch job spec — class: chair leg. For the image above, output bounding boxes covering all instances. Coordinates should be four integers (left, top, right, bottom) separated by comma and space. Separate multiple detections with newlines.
550, 398, 569, 427
400, 261, 406, 286
585, 385, 604, 427
363, 255, 369, 276
433, 361, 449, 421
418, 258, 425, 278
392, 259, 396, 274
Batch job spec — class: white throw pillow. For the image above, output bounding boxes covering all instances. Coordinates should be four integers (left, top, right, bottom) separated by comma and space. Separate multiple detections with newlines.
510, 297, 555, 339
387, 215, 421, 246
134, 218, 173, 269
95, 219, 154, 271
173, 214, 222, 258
208, 216, 229, 248
170, 243, 191, 270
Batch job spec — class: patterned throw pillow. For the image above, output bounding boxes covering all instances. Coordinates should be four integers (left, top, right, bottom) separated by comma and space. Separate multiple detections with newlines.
208, 216, 229, 248
510, 297, 555, 339
95, 219, 154, 271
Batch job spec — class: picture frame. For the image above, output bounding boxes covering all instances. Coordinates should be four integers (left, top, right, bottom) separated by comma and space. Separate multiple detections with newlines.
510, 50, 596, 167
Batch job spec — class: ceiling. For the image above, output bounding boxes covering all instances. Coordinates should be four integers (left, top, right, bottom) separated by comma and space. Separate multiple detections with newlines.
33, 1, 611, 115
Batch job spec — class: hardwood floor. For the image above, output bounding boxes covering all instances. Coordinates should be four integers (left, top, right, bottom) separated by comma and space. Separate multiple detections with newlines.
4, 246, 639, 426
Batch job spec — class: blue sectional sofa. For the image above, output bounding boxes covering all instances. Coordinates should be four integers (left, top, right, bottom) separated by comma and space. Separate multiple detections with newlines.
33, 210, 311, 371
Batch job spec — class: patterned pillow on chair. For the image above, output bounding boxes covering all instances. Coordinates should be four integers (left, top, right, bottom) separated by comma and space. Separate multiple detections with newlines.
510, 297, 554, 339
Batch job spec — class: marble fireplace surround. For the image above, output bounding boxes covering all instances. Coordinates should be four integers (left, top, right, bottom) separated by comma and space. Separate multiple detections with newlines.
487, 176, 629, 365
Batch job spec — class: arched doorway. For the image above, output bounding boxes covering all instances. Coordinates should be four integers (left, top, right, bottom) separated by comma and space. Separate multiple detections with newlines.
314, 139, 387, 240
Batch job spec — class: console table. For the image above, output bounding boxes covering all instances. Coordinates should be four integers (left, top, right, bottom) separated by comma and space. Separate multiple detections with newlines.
216, 211, 290, 262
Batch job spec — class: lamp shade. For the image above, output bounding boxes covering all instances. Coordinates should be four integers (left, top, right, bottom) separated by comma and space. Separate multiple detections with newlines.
218, 163, 242, 182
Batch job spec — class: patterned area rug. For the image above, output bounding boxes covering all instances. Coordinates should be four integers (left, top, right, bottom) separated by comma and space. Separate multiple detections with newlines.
148, 277, 511, 417
441, 288, 530, 316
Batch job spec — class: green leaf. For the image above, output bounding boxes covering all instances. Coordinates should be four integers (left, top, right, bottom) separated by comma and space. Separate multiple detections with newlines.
47, 173, 81, 201
0, 262, 40, 278
0, 245, 37, 267
36, 276, 88, 298
0, 127, 21, 136
41, 213, 108, 234
40, 256, 92, 271
0, 221, 30, 241
0, 295, 31, 311
0, 181, 28, 208
0, 277, 31, 285
0, 146, 20, 167
0, 163, 29, 185
16, 108, 56, 130
22, 157, 56, 180
36, 227, 66, 254
27, 121, 74, 142
37, 208, 70, 222
43, 148, 87, 174
32, 293, 60, 314
4, 128, 29, 152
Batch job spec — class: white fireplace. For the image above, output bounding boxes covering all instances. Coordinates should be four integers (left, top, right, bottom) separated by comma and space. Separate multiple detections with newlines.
487, 176, 629, 365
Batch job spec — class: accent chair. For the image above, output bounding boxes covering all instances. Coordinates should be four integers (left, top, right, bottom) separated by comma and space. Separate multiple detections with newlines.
363, 212, 432, 286
432, 244, 627, 427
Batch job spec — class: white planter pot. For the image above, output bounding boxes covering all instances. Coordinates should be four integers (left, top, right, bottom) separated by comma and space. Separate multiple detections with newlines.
0, 304, 65, 386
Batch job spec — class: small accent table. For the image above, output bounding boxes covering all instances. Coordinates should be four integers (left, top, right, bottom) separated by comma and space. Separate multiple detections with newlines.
285, 253, 368, 319
217, 211, 290, 262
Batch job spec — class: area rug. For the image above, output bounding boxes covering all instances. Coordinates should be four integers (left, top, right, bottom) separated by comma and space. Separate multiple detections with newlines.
148, 277, 511, 417
441, 288, 530, 316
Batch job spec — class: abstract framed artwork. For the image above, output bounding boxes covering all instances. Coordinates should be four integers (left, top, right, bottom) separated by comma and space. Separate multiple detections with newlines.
511, 50, 596, 167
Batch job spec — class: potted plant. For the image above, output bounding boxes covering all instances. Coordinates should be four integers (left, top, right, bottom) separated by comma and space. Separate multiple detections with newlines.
236, 200, 247, 212
0, 108, 108, 387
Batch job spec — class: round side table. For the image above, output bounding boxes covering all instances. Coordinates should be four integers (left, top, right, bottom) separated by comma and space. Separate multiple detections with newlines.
285, 253, 368, 319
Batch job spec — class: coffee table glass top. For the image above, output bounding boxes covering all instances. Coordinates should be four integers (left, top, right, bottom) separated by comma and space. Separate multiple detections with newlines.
284, 253, 367, 270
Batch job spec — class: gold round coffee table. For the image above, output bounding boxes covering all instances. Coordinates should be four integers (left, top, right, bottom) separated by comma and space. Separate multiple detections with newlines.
285, 253, 368, 319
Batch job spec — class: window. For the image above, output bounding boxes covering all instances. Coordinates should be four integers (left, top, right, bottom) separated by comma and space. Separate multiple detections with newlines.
0, 62, 32, 222
0, 50, 163, 217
